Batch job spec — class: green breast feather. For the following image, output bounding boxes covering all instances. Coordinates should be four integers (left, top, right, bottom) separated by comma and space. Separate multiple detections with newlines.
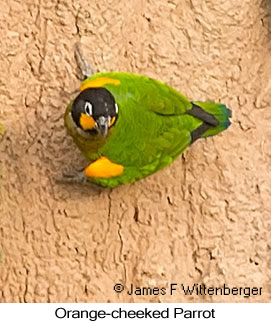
65, 72, 231, 187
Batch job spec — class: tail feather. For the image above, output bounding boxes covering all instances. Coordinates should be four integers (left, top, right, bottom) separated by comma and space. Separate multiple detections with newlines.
189, 101, 231, 141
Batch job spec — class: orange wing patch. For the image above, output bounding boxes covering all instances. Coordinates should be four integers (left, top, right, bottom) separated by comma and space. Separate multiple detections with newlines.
85, 157, 124, 178
80, 77, 120, 91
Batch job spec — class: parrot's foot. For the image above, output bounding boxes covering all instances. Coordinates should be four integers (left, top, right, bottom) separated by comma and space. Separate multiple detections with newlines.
74, 42, 94, 80
56, 170, 89, 184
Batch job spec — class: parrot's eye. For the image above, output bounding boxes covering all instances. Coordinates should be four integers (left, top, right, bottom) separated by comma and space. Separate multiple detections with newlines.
84, 102, 93, 116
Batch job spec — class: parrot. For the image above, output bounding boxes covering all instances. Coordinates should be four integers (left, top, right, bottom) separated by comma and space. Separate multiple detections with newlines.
64, 70, 231, 188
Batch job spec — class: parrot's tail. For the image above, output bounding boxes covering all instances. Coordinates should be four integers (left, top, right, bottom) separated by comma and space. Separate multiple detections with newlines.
186, 101, 231, 143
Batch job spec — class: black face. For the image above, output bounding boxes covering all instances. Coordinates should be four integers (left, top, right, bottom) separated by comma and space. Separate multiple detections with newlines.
71, 87, 118, 137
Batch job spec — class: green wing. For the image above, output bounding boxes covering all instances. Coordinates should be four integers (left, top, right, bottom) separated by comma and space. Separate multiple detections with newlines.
102, 71, 196, 157
96, 72, 230, 143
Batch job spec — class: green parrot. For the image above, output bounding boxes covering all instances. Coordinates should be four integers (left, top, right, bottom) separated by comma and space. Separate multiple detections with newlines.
64, 72, 231, 188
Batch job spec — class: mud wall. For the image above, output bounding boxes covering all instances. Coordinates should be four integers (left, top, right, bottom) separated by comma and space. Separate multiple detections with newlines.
0, 0, 270, 302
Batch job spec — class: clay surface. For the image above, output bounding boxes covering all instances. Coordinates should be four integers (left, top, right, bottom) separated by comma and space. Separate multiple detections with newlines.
0, 0, 270, 302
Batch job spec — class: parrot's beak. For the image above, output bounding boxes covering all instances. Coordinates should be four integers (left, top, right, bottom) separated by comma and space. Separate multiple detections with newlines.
96, 116, 110, 138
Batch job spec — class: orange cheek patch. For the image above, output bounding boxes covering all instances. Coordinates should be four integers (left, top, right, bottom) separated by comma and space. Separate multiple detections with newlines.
85, 157, 124, 178
80, 114, 95, 130
80, 77, 120, 91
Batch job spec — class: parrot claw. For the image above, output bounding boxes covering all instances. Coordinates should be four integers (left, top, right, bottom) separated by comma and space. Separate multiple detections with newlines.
56, 170, 89, 184
74, 42, 94, 80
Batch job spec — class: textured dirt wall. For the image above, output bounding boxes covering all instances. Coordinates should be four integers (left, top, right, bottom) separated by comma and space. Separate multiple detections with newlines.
0, 0, 270, 303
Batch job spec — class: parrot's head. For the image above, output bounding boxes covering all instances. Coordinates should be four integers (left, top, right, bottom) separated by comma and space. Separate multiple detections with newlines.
71, 87, 118, 137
